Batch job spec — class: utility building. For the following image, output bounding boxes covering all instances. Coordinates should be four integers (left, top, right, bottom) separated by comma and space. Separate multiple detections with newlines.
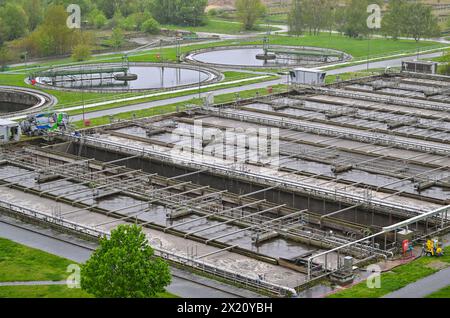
0, 119, 21, 143
289, 68, 327, 85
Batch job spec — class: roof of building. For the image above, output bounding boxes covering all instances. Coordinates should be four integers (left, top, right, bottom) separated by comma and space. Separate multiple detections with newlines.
0, 119, 19, 126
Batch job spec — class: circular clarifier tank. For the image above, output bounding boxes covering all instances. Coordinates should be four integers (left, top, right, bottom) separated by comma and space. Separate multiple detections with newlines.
33, 63, 221, 92
0, 86, 55, 115
185, 45, 351, 68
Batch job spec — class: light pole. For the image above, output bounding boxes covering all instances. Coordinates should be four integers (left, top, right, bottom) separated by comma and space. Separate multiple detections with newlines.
198, 64, 201, 100
367, 31, 371, 72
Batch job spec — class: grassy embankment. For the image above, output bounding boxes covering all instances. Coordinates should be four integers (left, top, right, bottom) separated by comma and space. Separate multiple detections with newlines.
328, 246, 450, 298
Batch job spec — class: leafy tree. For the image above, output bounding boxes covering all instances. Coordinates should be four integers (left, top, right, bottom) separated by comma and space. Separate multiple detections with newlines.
81, 224, 171, 298
72, 43, 92, 61
402, 2, 440, 42
141, 17, 160, 34
0, 3, 29, 41
0, 45, 11, 71
235, 0, 266, 31
110, 27, 125, 49
150, 0, 208, 26
288, 0, 303, 35
23, 0, 44, 31
111, 10, 125, 28
19, 4, 88, 57
440, 52, 450, 75
334, 6, 348, 35
133, 12, 153, 30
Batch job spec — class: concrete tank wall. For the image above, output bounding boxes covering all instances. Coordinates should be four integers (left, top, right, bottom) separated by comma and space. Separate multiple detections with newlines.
0, 91, 40, 107
62, 142, 406, 228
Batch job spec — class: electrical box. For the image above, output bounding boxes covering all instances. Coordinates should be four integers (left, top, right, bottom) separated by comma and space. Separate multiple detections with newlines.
402, 61, 438, 75
0, 119, 21, 143
290, 68, 327, 85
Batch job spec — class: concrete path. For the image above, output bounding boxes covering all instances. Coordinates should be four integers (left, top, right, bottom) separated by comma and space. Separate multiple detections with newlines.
383, 266, 450, 298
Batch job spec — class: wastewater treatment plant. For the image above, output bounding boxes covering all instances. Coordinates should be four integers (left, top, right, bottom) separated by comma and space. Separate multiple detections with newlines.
0, 0, 450, 304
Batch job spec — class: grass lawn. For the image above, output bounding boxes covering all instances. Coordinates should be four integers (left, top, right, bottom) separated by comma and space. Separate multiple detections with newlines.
328, 246, 450, 298
325, 69, 387, 84
0, 238, 75, 283
0, 285, 178, 298
426, 285, 450, 298
268, 34, 447, 59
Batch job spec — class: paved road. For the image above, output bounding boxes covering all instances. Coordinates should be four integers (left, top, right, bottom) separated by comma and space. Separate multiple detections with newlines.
325, 51, 446, 75
383, 266, 450, 298
0, 215, 255, 298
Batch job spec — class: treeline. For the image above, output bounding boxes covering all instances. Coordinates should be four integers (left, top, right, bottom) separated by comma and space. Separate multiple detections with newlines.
0, 0, 209, 61
288, 0, 441, 41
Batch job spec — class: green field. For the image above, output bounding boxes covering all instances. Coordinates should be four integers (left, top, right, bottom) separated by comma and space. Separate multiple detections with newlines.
0, 285, 94, 298
0, 238, 75, 283
328, 246, 450, 298
267, 34, 447, 59
426, 285, 450, 298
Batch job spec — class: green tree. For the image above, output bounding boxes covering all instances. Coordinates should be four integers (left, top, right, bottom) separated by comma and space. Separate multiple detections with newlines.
235, 0, 266, 31
111, 10, 125, 28
81, 224, 171, 298
403, 2, 440, 42
88, 9, 108, 29
0, 3, 29, 41
110, 27, 125, 49
288, 0, 304, 35
23, 0, 43, 31
382, 0, 406, 40
0, 17, 6, 46
0, 45, 11, 71
72, 44, 92, 61
150, 0, 208, 26
141, 17, 160, 34
122, 15, 137, 31
342, 0, 381, 38
383, 1, 440, 41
